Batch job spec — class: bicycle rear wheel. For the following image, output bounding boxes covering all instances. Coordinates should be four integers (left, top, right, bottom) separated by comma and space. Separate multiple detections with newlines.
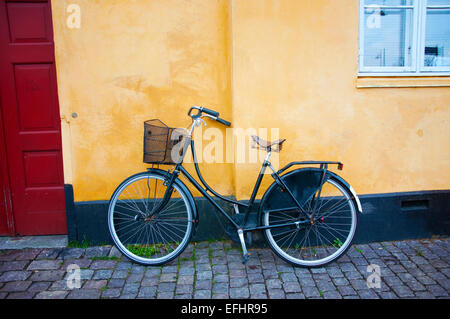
262, 175, 357, 267
108, 172, 193, 265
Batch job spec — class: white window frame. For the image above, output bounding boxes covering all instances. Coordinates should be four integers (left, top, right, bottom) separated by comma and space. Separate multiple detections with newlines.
358, 0, 450, 76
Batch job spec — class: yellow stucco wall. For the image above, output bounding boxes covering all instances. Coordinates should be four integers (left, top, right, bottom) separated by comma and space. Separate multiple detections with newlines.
231, 0, 450, 199
52, 0, 234, 201
52, 0, 450, 202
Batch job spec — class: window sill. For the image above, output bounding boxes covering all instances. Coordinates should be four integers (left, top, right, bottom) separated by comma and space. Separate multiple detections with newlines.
356, 76, 450, 88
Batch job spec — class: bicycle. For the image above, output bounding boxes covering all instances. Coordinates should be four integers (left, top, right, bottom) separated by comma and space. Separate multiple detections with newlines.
107, 106, 363, 267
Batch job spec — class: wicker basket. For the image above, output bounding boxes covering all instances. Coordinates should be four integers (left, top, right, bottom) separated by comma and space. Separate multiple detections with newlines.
143, 119, 185, 165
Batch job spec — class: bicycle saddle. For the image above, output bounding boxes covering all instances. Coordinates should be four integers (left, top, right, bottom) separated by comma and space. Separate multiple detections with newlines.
251, 135, 286, 152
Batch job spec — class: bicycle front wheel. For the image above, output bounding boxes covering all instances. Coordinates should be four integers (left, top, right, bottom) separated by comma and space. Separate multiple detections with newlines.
108, 172, 193, 266
263, 176, 357, 267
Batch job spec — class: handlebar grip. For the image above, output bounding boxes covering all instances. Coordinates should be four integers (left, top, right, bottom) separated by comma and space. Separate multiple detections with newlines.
216, 117, 231, 127
200, 107, 219, 117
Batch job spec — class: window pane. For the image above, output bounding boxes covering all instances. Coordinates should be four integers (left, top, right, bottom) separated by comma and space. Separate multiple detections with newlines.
363, 8, 413, 67
426, 0, 450, 6
424, 9, 450, 67
364, 0, 413, 6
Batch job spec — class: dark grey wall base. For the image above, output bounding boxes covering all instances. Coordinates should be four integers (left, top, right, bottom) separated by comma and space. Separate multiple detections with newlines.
65, 186, 450, 246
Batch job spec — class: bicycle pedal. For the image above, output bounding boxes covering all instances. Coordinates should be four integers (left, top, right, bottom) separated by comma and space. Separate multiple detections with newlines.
242, 253, 251, 264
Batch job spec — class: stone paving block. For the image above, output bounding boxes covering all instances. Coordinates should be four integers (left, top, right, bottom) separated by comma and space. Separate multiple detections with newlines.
280, 272, 298, 283
123, 283, 140, 295
30, 270, 65, 282
131, 264, 147, 274
312, 273, 331, 282
108, 279, 125, 288
90, 260, 117, 270
59, 248, 85, 260
283, 282, 302, 293
177, 275, 194, 285
0, 250, 22, 261
0, 271, 31, 282
158, 282, 176, 292
85, 247, 111, 258
7, 291, 36, 299
28, 260, 62, 271
178, 268, 195, 276
115, 261, 133, 270
427, 284, 448, 297
28, 281, 51, 292
197, 271, 213, 280
83, 279, 107, 289
326, 267, 344, 278
79, 269, 94, 280
344, 270, 363, 280
351, 279, 369, 291
298, 277, 316, 287
93, 269, 113, 280
262, 269, 278, 279
247, 273, 264, 283
378, 291, 399, 299
286, 293, 305, 299
102, 288, 121, 298
15, 249, 42, 261
391, 285, 414, 298
49, 280, 73, 291
160, 273, 177, 283
35, 290, 68, 299
197, 263, 211, 271
212, 282, 228, 294
316, 280, 336, 292
229, 277, 248, 288
193, 290, 211, 299
337, 285, 357, 296
108, 246, 123, 258
268, 288, 285, 299
302, 286, 321, 298
62, 258, 92, 269
357, 289, 380, 299
112, 269, 128, 279
67, 289, 101, 299
211, 269, 228, 281
333, 277, 349, 286
0, 280, 31, 292
230, 287, 249, 299
322, 290, 343, 299
212, 264, 227, 274
414, 291, 436, 299
138, 286, 157, 298
195, 280, 211, 290
0, 260, 29, 271
145, 268, 162, 278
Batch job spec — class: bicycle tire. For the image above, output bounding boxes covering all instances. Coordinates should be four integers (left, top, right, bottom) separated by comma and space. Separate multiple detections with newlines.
261, 173, 358, 268
108, 171, 194, 266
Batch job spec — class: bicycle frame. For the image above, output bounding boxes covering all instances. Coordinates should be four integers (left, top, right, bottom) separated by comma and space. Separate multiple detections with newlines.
153, 118, 343, 234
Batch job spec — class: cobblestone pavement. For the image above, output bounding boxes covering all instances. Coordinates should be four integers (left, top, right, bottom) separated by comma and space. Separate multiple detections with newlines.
0, 238, 449, 299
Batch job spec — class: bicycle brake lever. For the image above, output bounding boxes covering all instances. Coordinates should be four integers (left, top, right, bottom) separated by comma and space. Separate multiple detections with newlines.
195, 118, 207, 127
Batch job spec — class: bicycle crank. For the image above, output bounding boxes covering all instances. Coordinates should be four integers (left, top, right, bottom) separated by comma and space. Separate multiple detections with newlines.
237, 229, 251, 264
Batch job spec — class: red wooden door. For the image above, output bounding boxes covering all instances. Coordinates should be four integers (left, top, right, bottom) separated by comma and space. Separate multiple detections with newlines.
0, 0, 66, 235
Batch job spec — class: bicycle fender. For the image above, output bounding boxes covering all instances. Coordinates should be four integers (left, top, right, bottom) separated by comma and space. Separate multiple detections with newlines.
258, 167, 362, 224
325, 170, 363, 214
145, 169, 200, 234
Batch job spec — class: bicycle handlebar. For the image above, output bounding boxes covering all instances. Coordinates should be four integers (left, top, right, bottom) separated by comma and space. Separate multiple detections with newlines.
188, 106, 231, 127
215, 117, 231, 127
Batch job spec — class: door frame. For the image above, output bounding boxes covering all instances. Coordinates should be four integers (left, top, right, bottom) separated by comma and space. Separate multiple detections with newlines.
0, 94, 15, 235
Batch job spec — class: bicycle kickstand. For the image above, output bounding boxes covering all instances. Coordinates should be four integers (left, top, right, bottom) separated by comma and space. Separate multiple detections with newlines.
237, 229, 251, 264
